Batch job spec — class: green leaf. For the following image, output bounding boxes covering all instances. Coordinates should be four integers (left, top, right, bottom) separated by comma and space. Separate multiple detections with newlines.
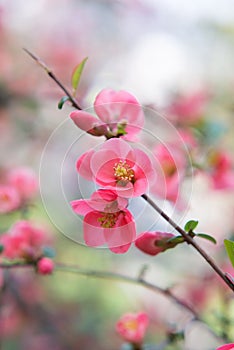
71, 57, 88, 96
0, 244, 4, 254
58, 96, 70, 109
184, 220, 198, 232
42, 246, 56, 258
224, 239, 234, 267
196, 233, 217, 244
166, 236, 185, 245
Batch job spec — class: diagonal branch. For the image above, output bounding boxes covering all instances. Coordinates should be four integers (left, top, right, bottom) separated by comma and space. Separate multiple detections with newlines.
23, 48, 82, 110
141, 194, 234, 292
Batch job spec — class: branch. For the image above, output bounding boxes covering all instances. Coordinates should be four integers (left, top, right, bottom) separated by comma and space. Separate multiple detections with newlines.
23, 48, 82, 110
0, 261, 198, 318
141, 194, 234, 292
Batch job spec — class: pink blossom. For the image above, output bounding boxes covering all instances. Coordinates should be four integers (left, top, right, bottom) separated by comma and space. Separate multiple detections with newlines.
135, 231, 175, 256
0, 185, 20, 213
168, 91, 207, 124
0, 220, 50, 261
71, 189, 136, 253
208, 150, 234, 190
116, 312, 149, 344
216, 344, 234, 350
7, 167, 38, 200
152, 143, 186, 203
76, 138, 156, 198
70, 88, 144, 140
37, 257, 54, 275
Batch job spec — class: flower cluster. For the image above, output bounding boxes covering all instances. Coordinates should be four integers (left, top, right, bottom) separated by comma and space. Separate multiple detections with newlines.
0, 167, 38, 214
70, 89, 178, 253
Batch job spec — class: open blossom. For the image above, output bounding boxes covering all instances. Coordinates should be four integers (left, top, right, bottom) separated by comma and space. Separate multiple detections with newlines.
168, 91, 207, 125
70, 88, 144, 140
116, 312, 149, 344
71, 189, 136, 253
135, 231, 176, 256
0, 185, 20, 213
0, 220, 50, 261
152, 143, 186, 203
208, 150, 234, 190
7, 167, 38, 200
216, 345, 234, 350
77, 138, 156, 198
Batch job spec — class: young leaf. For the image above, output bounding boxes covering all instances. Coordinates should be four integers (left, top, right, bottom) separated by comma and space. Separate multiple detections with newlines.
58, 96, 70, 109
224, 239, 234, 267
184, 220, 198, 232
196, 233, 217, 244
166, 236, 185, 245
71, 57, 88, 96
42, 246, 56, 258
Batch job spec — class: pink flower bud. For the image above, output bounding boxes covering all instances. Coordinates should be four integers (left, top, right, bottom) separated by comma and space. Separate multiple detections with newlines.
216, 344, 234, 350
135, 231, 175, 256
70, 110, 107, 136
116, 312, 149, 344
37, 257, 54, 275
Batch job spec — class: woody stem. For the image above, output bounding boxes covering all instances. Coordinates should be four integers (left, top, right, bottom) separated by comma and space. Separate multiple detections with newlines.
141, 194, 234, 292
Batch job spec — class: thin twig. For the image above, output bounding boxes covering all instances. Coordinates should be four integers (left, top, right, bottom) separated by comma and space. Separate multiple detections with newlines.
23, 48, 82, 110
141, 194, 234, 292
55, 262, 199, 318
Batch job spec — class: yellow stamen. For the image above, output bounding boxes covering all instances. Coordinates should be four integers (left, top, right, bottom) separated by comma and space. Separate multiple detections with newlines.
113, 160, 135, 185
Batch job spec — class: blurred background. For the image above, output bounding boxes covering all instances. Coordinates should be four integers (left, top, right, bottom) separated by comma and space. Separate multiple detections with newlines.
0, 0, 234, 349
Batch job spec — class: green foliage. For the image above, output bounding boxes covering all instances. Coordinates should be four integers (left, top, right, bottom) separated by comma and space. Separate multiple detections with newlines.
196, 233, 217, 244
184, 220, 198, 232
42, 246, 56, 258
71, 57, 88, 96
58, 95, 70, 109
224, 239, 234, 267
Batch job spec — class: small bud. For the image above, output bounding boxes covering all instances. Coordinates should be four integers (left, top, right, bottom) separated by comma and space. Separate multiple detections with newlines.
37, 257, 54, 275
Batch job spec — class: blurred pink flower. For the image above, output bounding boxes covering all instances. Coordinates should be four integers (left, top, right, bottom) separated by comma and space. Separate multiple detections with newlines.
76, 138, 156, 198
116, 312, 149, 344
1, 220, 50, 261
37, 257, 54, 275
0, 185, 20, 213
135, 231, 175, 256
71, 189, 136, 253
70, 88, 144, 140
216, 344, 234, 350
152, 143, 186, 203
168, 91, 207, 124
7, 167, 38, 201
208, 150, 234, 190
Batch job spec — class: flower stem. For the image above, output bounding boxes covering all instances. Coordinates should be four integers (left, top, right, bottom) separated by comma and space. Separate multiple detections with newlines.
141, 194, 234, 292
23, 48, 82, 110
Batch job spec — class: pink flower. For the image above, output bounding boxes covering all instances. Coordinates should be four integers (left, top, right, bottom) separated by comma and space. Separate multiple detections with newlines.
168, 91, 207, 124
77, 138, 156, 198
208, 150, 234, 190
71, 189, 136, 253
70, 88, 144, 140
37, 257, 54, 275
7, 167, 38, 201
135, 231, 176, 256
152, 143, 186, 203
1, 220, 50, 261
0, 185, 20, 213
216, 344, 234, 350
116, 312, 149, 344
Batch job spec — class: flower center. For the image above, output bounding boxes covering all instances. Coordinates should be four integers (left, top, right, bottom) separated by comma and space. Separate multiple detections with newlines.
123, 319, 138, 331
98, 212, 119, 228
113, 160, 135, 185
